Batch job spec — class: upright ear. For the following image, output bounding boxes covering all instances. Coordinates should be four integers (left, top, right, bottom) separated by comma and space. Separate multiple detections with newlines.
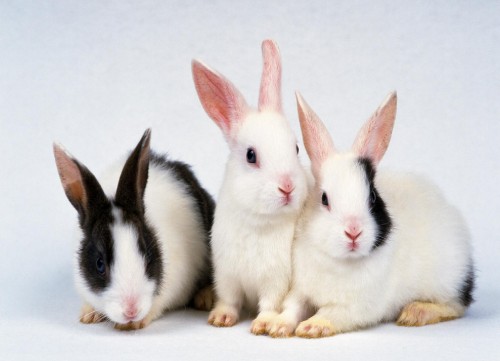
296, 92, 336, 179
115, 129, 151, 215
53, 143, 108, 219
192, 59, 249, 141
352, 92, 397, 166
258, 39, 282, 112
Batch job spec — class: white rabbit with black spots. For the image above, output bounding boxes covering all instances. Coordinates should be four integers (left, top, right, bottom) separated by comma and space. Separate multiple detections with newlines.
192, 40, 309, 334
54, 129, 215, 330
265, 92, 474, 338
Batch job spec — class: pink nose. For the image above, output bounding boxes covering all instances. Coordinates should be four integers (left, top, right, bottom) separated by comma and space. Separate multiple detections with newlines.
123, 307, 138, 320
278, 176, 294, 195
344, 219, 362, 241
123, 298, 138, 320
279, 185, 294, 195
345, 230, 362, 241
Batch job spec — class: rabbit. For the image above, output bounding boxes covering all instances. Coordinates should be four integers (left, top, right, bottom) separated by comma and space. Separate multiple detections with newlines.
53, 129, 215, 330
264, 92, 474, 338
191, 40, 309, 334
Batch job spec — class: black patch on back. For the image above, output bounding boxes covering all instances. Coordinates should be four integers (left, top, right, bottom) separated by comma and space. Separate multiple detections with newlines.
358, 158, 392, 251
459, 264, 475, 307
78, 199, 115, 292
150, 153, 215, 236
150, 152, 215, 288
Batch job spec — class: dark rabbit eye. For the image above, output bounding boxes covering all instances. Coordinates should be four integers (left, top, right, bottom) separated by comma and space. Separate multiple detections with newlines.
321, 192, 329, 207
96, 257, 106, 275
246, 148, 257, 164
296, 144, 299, 154
370, 189, 377, 204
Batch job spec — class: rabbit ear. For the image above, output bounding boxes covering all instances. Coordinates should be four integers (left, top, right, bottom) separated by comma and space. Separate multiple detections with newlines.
115, 129, 151, 215
258, 39, 282, 112
296, 92, 336, 179
53, 143, 107, 218
192, 60, 249, 140
352, 92, 397, 166
259, 40, 282, 113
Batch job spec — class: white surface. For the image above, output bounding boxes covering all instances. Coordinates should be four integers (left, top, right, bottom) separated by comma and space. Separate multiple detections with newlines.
1, 1, 499, 360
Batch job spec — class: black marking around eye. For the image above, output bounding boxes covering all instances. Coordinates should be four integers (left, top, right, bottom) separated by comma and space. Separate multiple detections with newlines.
78, 203, 114, 293
357, 158, 392, 251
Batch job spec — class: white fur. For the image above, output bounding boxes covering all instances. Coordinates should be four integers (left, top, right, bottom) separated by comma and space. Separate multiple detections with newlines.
210, 111, 309, 319
74, 158, 209, 325
275, 155, 472, 334
193, 41, 310, 328
267, 91, 473, 336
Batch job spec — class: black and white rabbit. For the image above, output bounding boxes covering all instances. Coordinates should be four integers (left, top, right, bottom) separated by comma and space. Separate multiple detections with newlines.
192, 40, 309, 334
265, 92, 474, 338
53, 129, 215, 330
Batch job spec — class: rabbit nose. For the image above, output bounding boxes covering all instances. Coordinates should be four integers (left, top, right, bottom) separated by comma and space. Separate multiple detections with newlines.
278, 176, 294, 195
344, 220, 362, 241
345, 230, 362, 241
279, 185, 294, 195
123, 297, 139, 320
123, 306, 138, 320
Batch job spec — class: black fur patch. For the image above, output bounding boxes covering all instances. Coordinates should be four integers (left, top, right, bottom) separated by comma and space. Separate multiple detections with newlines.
459, 264, 475, 307
358, 158, 392, 251
150, 153, 215, 235
74, 162, 116, 292
150, 152, 215, 288
77, 149, 215, 296
112, 134, 164, 294
118, 206, 163, 293
78, 201, 115, 292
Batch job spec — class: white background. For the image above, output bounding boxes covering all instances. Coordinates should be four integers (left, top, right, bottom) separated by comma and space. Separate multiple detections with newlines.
1, 1, 499, 360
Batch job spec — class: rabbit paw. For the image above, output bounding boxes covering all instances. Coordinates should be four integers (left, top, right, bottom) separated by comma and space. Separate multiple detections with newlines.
250, 312, 279, 335
295, 316, 336, 338
208, 305, 238, 327
114, 316, 152, 331
397, 301, 462, 327
79, 303, 106, 324
267, 316, 295, 338
193, 286, 215, 311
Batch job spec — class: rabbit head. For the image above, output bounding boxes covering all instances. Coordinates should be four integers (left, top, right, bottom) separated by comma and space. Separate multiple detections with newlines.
297, 92, 397, 259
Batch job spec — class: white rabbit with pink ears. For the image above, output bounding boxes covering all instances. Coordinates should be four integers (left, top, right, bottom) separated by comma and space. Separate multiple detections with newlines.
265, 92, 474, 338
192, 40, 309, 334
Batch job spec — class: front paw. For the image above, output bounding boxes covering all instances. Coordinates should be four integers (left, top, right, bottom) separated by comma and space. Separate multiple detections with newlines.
208, 306, 238, 327
79, 303, 106, 324
295, 316, 336, 338
267, 316, 295, 338
114, 317, 151, 331
250, 312, 279, 335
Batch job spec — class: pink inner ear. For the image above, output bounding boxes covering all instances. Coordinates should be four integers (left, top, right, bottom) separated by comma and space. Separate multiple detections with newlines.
296, 92, 335, 178
53, 144, 87, 207
352, 92, 397, 165
192, 60, 248, 139
258, 40, 282, 112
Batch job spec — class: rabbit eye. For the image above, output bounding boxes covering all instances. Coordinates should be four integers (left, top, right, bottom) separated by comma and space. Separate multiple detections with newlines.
96, 257, 106, 275
321, 192, 329, 207
370, 189, 377, 204
246, 148, 257, 164
296, 144, 299, 154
